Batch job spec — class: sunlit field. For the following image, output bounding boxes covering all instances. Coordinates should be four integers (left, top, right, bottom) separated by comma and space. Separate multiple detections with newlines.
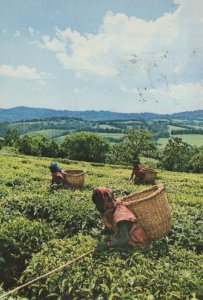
0, 152, 202, 299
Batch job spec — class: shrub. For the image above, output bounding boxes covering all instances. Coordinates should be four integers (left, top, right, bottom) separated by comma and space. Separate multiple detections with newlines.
0, 216, 54, 287
188, 151, 203, 173
18, 134, 59, 157
161, 137, 195, 172
106, 129, 156, 165
20, 237, 203, 300
0, 137, 4, 149
61, 132, 109, 162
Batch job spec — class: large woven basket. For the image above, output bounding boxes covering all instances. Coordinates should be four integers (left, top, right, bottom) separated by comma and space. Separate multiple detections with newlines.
120, 184, 172, 241
144, 168, 157, 182
64, 169, 85, 188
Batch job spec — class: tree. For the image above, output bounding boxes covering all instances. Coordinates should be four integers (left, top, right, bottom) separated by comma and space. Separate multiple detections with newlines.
18, 135, 32, 155
161, 137, 195, 172
31, 135, 59, 157
4, 129, 19, 147
105, 143, 131, 165
188, 150, 203, 173
106, 128, 156, 165
61, 132, 109, 162
0, 137, 4, 149
18, 134, 59, 158
121, 128, 156, 164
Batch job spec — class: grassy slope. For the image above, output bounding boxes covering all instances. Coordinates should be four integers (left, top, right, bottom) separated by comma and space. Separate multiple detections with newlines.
54, 132, 124, 144
20, 129, 67, 138
0, 153, 202, 299
2, 118, 203, 149
158, 134, 203, 148
168, 125, 190, 131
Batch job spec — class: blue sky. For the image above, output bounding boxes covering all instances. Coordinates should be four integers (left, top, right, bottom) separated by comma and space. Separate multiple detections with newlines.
0, 0, 203, 113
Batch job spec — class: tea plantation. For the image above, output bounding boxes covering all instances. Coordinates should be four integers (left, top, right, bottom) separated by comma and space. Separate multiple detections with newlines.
0, 153, 202, 300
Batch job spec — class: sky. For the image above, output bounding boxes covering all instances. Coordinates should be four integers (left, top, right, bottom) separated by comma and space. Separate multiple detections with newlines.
0, 0, 203, 114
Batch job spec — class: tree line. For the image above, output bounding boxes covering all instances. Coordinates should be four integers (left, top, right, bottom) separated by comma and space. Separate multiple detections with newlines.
1, 128, 203, 173
1, 117, 172, 139
171, 129, 203, 135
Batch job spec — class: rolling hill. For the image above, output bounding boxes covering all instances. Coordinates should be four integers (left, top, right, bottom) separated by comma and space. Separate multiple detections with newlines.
1, 106, 203, 122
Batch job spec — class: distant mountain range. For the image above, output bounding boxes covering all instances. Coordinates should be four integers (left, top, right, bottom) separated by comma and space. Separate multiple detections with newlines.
0, 106, 203, 122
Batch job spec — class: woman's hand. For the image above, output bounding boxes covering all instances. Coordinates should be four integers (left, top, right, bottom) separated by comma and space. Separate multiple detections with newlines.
95, 242, 108, 252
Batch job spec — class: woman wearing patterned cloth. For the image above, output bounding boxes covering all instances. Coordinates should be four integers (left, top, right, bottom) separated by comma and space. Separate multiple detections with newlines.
92, 187, 148, 251
130, 160, 146, 184
49, 162, 68, 187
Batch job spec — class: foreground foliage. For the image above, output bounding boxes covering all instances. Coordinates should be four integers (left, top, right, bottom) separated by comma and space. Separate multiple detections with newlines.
0, 153, 202, 300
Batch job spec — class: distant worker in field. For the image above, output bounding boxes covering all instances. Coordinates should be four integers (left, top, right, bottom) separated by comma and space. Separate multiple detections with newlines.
49, 162, 68, 188
130, 159, 146, 184
92, 187, 148, 251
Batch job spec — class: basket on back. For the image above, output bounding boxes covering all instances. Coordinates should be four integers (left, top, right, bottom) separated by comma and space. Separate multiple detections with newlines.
120, 184, 172, 241
64, 169, 85, 188
144, 168, 157, 182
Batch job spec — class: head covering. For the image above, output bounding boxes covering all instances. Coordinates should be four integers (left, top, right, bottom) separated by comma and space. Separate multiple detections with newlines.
92, 189, 148, 248
50, 162, 57, 169
133, 160, 141, 169
49, 162, 62, 173
134, 160, 140, 165
92, 187, 115, 213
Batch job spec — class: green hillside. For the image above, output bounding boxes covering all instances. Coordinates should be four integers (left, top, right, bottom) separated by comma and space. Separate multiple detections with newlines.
1, 106, 203, 122
1, 116, 203, 147
20, 129, 67, 139
158, 134, 203, 148
0, 153, 202, 299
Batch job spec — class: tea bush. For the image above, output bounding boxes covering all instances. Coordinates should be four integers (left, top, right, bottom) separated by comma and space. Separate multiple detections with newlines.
0, 216, 54, 287
21, 237, 202, 300
0, 153, 202, 299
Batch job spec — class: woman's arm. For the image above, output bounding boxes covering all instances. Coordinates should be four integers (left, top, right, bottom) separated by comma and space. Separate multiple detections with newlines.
96, 221, 129, 251
54, 176, 64, 187
130, 169, 135, 180
109, 221, 129, 248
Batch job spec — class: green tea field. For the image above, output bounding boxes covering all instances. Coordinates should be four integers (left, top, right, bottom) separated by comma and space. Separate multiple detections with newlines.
0, 153, 202, 300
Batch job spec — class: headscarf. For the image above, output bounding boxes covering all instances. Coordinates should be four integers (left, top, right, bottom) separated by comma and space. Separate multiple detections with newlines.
92, 187, 115, 210
92, 187, 137, 230
49, 162, 62, 173
92, 187, 115, 228
133, 160, 140, 168
92, 188, 148, 247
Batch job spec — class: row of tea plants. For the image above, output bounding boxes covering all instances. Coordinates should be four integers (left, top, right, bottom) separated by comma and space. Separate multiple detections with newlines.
0, 153, 202, 299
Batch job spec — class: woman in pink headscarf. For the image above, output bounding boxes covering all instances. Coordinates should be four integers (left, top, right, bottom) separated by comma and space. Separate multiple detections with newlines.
92, 187, 148, 251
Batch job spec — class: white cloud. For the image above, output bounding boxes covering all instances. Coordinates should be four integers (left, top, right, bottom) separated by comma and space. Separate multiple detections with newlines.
120, 84, 128, 92
31, 0, 203, 112
28, 26, 39, 36
56, 52, 118, 77
157, 82, 203, 113
39, 35, 66, 52
117, 80, 203, 113
2, 29, 7, 35
14, 31, 20, 37
28, 26, 34, 35
35, 0, 203, 86
166, 82, 203, 105
0, 64, 52, 80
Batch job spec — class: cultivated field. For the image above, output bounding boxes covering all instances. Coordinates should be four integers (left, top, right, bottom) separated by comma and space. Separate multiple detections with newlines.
0, 153, 202, 299
158, 135, 203, 148
1, 117, 203, 148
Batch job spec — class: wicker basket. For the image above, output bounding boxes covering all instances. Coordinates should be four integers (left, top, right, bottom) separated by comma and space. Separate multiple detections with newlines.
119, 184, 172, 241
64, 169, 85, 188
144, 168, 157, 182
